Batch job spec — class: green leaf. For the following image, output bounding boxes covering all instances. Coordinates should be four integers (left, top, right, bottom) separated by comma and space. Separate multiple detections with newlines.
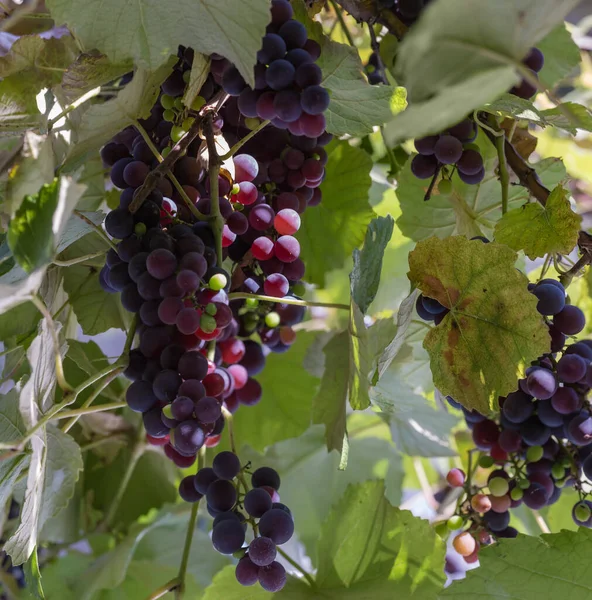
56, 210, 106, 255
232, 331, 318, 452
0, 301, 39, 342
298, 141, 375, 286
0, 266, 46, 315
350, 215, 395, 315
494, 185, 581, 259
24, 547, 45, 599
372, 375, 458, 456
293, 0, 397, 137
203, 565, 273, 599
182, 53, 211, 108
242, 420, 404, 560
316, 481, 445, 596
408, 236, 550, 413
61, 50, 133, 103
46, 0, 271, 86
65, 60, 176, 169
537, 24, 581, 90
396, 133, 567, 242
440, 529, 592, 599
0, 78, 43, 136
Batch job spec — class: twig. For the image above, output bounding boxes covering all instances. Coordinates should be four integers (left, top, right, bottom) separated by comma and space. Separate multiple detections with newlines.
146, 578, 181, 600
47, 87, 100, 130
532, 510, 551, 534
54, 400, 126, 421
424, 165, 442, 202
277, 547, 316, 588
53, 250, 105, 267
228, 292, 350, 310
219, 119, 271, 161
491, 118, 510, 215
329, 0, 355, 47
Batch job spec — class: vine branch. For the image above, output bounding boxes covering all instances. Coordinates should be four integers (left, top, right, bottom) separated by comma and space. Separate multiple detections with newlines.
228, 292, 350, 310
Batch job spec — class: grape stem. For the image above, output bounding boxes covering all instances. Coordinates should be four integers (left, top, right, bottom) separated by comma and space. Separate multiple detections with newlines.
74, 210, 118, 251
146, 579, 181, 600
424, 165, 442, 202
202, 112, 225, 267
221, 406, 250, 495
532, 510, 551, 534
53, 250, 106, 267
489, 117, 510, 215
227, 292, 350, 310
54, 399, 126, 421
276, 547, 317, 588
219, 119, 271, 161
175, 446, 206, 599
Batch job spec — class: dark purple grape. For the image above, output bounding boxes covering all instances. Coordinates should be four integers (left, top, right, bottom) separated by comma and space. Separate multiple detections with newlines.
520, 416, 551, 446
212, 451, 241, 480
179, 476, 203, 502
107, 262, 132, 291
172, 420, 205, 455
410, 154, 438, 179
524, 47, 544, 73
278, 19, 307, 49
249, 536, 277, 567
536, 400, 563, 428
104, 208, 134, 239
526, 368, 557, 400
171, 396, 195, 421
301, 85, 330, 115
287, 48, 312, 68
117, 235, 142, 262
244, 488, 272, 518
124, 349, 146, 381
567, 413, 592, 445
265, 59, 295, 90
139, 300, 162, 326
194, 467, 218, 495
101, 142, 129, 166
178, 351, 209, 380
235, 556, 259, 586
258, 508, 294, 544
110, 157, 133, 188
212, 519, 245, 554
553, 305, 586, 335
206, 479, 237, 512
447, 119, 475, 141
502, 390, 534, 423
458, 167, 485, 185
126, 380, 158, 412
434, 135, 463, 165
258, 561, 287, 592
121, 283, 144, 312
533, 283, 565, 316
511, 75, 538, 99
523, 482, 548, 509
143, 406, 169, 437
414, 135, 438, 155
222, 67, 247, 96
153, 369, 182, 402
557, 354, 587, 383
271, 0, 293, 25
195, 396, 222, 424
551, 387, 581, 415
123, 160, 150, 188
483, 509, 510, 532
146, 249, 177, 280
178, 379, 206, 403
274, 90, 302, 122
137, 271, 161, 301
295, 63, 322, 88
258, 33, 287, 64
457, 150, 483, 176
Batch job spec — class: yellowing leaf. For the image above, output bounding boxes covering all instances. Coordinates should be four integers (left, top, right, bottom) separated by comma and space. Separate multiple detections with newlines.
494, 185, 581, 259
408, 236, 550, 413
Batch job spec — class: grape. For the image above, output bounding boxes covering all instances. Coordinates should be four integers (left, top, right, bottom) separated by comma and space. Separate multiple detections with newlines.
158, 297, 183, 325
448, 119, 475, 141
566, 414, 592, 445
176, 269, 200, 293
295, 63, 322, 88
483, 509, 510, 532
471, 494, 492, 513
211, 451, 241, 481
194, 467, 218, 495
446, 468, 465, 488
123, 161, 150, 188
172, 420, 205, 455
265, 59, 295, 90
502, 390, 534, 423
251, 237, 275, 261
140, 300, 163, 326
256, 92, 277, 120
274, 90, 302, 122
472, 419, 500, 448
235, 556, 259, 586
452, 532, 476, 557
227, 212, 249, 235
117, 235, 142, 262
180, 252, 207, 278
153, 369, 182, 402
126, 380, 158, 412
104, 208, 134, 239
252, 467, 281, 490
178, 351, 209, 380
552, 386, 581, 416
258, 561, 286, 593
164, 444, 196, 468
179, 476, 203, 502
458, 167, 485, 184
107, 263, 132, 291
526, 368, 557, 400
524, 47, 544, 72
147, 249, 177, 280
243, 488, 272, 518
522, 482, 548, 509
565, 342, 592, 361
137, 272, 161, 300
511, 76, 538, 99
557, 354, 587, 383
160, 344, 185, 371
195, 396, 222, 424
264, 273, 289, 297
258, 33, 287, 64
421, 296, 446, 315
176, 308, 200, 334
301, 85, 330, 115
536, 400, 563, 428
249, 536, 277, 567
287, 48, 312, 68
233, 154, 259, 184
553, 305, 586, 335
206, 479, 237, 512
237, 88, 260, 118
134, 200, 160, 228
171, 396, 195, 421
520, 417, 551, 446
411, 154, 438, 179
282, 258, 305, 281
143, 407, 169, 437
572, 501, 592, 527
271, 0, 293, 25
212, 519, 245, 554
110, 157, 134, 188
236, 181, 258, 206
434, 135, 463, 165
128, 252, 149, 282
139, 326, 172, 358
299, 113, 326, 138
274, 235, 300, 263
489, 477, 509, 497
124, 350, 147, 381
250, 204, 275, 230
414, 135, 438, 156
101, 142, 129, 166
533, 283, 565, 315
222, 67, 246, 96
457, 150, 483, 176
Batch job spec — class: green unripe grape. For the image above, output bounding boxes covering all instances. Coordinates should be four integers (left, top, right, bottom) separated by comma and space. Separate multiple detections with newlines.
510, 487, 523, 501
209, 273, 228, 291
161, 147, 171, 158
183, 70, 191, 83
182, 117, 195, 130
163, 109, 176, 122
191, 95, 206, 111
479, 455, 494, 469
245, 298, 259, 309
171, 126, 186, 143
526, 445, 544, 463
174, 97, 184, 110
552, 463, 565, 480
438, 179, 452, 195
134, 222, 147, 237
434, 522, 448, 538
575, 502, 591, 523
562, 456, 572, 468
265, 312, 281, 328
245, 117, 261, 130
489, 477, 509, 497
205, 302, 217, 316
160, 94, 175, 110
200, 314, 217, 333
162, 404, 174, 419
292, 282, 306, 296
447, 515, 464, 531
518, 478, 531, 490
231, 183, 240, 196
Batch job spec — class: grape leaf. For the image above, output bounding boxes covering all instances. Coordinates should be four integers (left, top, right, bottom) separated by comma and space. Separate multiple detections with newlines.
0, 266, 46, 315
293, 0, 396, 137
316, 481, 445, 596
440, 529, 592, 599
61, 50, 132, 103
350, 215, 394, 314
24, 547, 45, 600
64, 60, 176, 169
372, 374, 458, 457
45, 0, 271, 86
232, 331, 319, 453
0, 301, 39, 342
396, 131, 566, 241
537, 24, 581, 90
299, 141, 375, 286
241, 420, 404, 564
408, 236, 550, 413
203, 565, 275, 599
494, 185, 581, 259
0, 78, 43, 136
56, 210, 106, 255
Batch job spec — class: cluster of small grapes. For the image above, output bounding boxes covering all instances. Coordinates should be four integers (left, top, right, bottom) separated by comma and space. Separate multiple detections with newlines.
422, 278, 592, 561
179, 452, 293, 592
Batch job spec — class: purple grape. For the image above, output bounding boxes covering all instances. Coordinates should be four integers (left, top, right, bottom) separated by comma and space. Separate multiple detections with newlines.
524, 48, 544, 73
414, 135, 438, 155
194, 467, 218, 495
502, 390, 534, 423
195, 396, 222, 424
258, 33, 287, 64
126, 380, 158, 413
212, 451, 241, 480
179, 476, 203, 503
557, 354, 587, 383
553, 305, 586, 335
533, 283, 565, 316
526, 368, 557, 399
171, 396, 195, 420
178, 351, 209, 380
104, 208, 134, 239
153, 369, 182, 402
143, 406, 169, 437
206, 479, 237, 512
249, 536, 277, 566
146, 249, 177, 280
457, 150, 483, 175
265, 59, 295, 90
258, 561, 286, 592
551, 387, 581, 415
295, 63, 322, 88
458, 167, 485, 185
411, 154, 438, 179
434, 135, 463, 165
244, 488, 272, 518
212, 519, 245, 554
235, 556, 259, 586
172, 420, 205, 455
301, 85, 330, 115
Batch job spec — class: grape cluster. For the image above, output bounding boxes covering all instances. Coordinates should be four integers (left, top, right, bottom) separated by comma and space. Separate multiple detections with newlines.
180, 453, 293, 592
424, 277, 592, 561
